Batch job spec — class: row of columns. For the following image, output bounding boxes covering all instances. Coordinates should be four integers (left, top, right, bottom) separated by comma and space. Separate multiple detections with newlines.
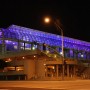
1, 38, 90, 60
56, 64, 76, 77
64, 49, 90, 60
45, 64, 77, 78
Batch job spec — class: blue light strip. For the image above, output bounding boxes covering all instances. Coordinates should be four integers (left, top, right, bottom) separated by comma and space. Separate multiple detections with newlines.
1, 24, 90, 52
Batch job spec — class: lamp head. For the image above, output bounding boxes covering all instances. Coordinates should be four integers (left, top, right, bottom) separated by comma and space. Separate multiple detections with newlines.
44, 17, 50, 23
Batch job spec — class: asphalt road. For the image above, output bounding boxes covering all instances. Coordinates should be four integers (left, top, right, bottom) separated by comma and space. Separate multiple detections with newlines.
0, 87, 61, 90
0, 80, 90, 90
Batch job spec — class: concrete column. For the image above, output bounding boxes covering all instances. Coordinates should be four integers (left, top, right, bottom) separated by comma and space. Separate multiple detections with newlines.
73, 65, 76, 76
31, 42, 34, 50
18, 41, 20, 51
69, 49, 71, 58
45, 66, 47, 77
2, 37, 6, 54
56, 65, 58, 77
86, 52, 89, 60
67, 64, 69, 77
85, 52, 87, 59
73, 49, 75, 59
2, 42, 5, 54
24, 42, 25, 50
24, 75, 27, 80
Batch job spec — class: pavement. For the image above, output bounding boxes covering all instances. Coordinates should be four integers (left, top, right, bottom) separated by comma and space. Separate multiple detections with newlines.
0, 80, 90, 90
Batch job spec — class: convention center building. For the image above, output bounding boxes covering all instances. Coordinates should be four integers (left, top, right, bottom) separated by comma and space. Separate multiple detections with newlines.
0, 25, 90, 80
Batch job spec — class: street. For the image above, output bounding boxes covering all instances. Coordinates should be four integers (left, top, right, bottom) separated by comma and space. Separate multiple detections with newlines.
0, 80, 90, 90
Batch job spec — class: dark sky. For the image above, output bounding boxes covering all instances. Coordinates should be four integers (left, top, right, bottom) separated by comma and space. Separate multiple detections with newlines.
0, 0, 90, 42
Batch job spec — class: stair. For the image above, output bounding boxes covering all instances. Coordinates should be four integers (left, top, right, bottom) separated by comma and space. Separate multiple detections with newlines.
41, 45, 62, 59
77, 60, 90, 79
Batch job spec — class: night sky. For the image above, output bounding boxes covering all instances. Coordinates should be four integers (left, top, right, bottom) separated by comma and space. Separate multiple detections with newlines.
0, 0, 90, 42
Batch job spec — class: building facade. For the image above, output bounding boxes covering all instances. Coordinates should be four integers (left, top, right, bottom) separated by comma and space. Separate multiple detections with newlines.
0, 25, 90, 80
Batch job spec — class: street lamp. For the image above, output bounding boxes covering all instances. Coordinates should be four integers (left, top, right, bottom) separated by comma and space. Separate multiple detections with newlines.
44, 17, 64, 80
44, 17, 50, 23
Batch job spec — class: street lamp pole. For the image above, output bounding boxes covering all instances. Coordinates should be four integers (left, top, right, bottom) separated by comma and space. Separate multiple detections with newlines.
54, 21, 64, 80
44, 17, 64, 80
54, 22, 64, 57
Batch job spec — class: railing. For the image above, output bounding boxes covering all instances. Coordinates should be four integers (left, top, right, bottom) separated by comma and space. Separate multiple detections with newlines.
0, 49, 38, 59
